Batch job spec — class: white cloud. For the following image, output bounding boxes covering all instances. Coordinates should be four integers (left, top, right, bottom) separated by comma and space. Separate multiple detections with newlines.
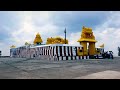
68, 32, 81, 46
11, 11, 61, 47
93, 12, 120, 56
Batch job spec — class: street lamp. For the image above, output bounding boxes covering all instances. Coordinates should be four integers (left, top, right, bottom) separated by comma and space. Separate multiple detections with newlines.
64, 28, 66, 44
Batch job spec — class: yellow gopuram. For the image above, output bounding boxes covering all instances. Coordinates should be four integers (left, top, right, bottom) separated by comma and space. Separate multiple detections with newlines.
46, 36, 68, 44
77, 26, 97, 56
10, 45, 16, 48
33, 33, 43, 45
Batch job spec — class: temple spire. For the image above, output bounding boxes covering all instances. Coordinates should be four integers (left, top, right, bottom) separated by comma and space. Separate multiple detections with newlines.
33, 32, 43, 45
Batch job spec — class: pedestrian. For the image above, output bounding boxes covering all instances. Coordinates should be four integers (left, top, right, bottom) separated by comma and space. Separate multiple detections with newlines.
109, 51, 113, 59
109, 51, 111, 59
97, 54, 99, 59
54, 54, 58, 61
39, 54, 41, 59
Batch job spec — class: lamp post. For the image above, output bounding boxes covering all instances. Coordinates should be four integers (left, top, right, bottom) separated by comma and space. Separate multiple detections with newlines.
64, 28, 66, 44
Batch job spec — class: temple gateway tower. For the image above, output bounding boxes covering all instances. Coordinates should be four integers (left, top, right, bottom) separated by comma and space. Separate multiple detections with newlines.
33, 33, 43, 45
77, 26, 97, 56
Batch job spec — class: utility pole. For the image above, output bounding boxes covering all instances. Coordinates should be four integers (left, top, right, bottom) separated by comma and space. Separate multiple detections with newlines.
64, 28, 66, 44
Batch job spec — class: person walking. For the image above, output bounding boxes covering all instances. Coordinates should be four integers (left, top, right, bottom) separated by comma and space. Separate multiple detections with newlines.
54, 54, 58, 61
109, 51, 113, 59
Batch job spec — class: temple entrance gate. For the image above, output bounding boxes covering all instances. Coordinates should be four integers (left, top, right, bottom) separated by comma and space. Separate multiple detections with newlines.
78, 26, 97, 56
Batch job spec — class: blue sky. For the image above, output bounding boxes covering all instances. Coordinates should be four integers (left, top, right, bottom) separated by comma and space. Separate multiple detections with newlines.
0, 11, 120, 56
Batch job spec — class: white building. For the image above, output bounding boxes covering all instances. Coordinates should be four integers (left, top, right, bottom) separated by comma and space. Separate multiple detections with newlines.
10, 44, 90, 60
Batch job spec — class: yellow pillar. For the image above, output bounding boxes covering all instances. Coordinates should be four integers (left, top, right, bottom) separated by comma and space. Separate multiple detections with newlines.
89, 42, 96, 55
80, 42, 88, 55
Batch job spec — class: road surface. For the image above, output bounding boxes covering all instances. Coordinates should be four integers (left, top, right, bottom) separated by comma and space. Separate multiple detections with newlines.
0, 57, 120, 79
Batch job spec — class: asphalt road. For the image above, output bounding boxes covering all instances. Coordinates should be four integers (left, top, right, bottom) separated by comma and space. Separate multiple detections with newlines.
0, 57, 120, 79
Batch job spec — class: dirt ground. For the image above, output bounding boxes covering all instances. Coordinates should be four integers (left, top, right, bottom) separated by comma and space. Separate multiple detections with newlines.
0, 57, 120, 79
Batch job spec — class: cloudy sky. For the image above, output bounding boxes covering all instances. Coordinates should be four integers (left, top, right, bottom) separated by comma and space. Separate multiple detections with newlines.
0, 11, 120, 56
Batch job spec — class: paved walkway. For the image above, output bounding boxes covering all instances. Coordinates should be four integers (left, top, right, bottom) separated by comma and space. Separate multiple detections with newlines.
74, 70, 120, 79
0, 57, 120, 79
